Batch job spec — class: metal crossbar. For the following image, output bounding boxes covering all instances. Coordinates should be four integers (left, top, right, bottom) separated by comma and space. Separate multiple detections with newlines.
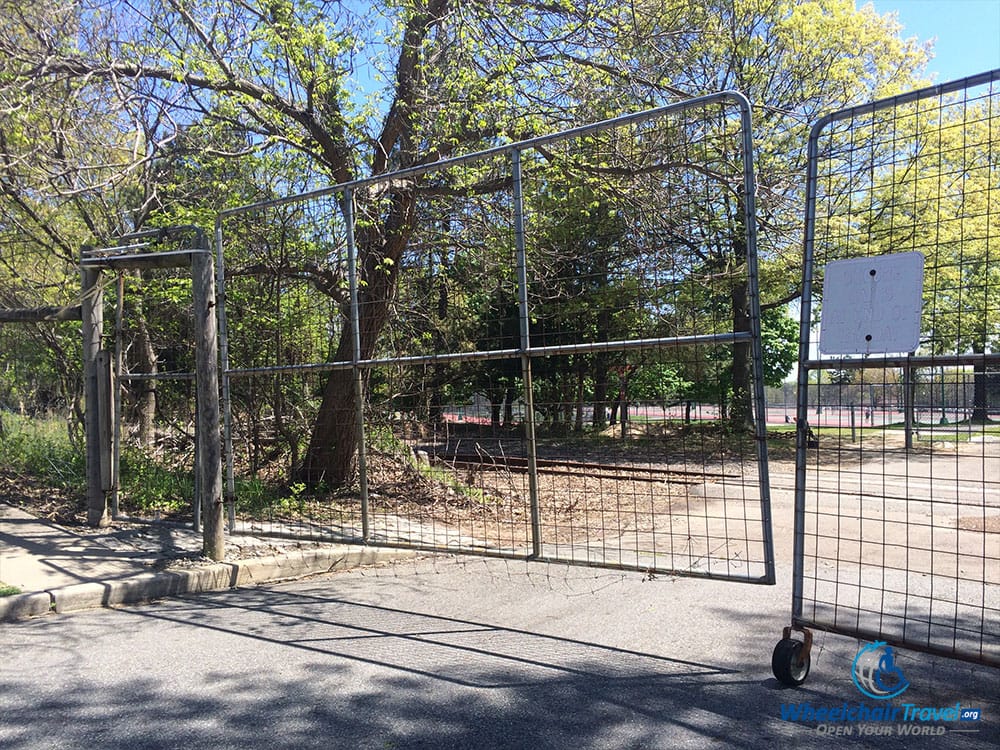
81, 227, 209, 270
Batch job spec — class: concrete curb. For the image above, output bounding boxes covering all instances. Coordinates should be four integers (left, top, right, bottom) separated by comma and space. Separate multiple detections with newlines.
0, 591, 53, 621
1, 545, 422, 623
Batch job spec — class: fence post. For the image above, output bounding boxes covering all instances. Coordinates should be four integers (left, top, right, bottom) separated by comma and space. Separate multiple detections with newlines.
343, 188, 371, 544
81, 261, 109, 527
512, 148, 542, 558
111, 273, 124, 520
214, 218, 237, 532
96, 351, 115, 492
191, 242, 224, 560
904, 361, 914, 450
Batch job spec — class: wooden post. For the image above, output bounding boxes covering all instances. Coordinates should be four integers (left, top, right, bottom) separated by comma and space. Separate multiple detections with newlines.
96, 350, 115, 491
81, 263, 109, 527
191, 247, 224, 561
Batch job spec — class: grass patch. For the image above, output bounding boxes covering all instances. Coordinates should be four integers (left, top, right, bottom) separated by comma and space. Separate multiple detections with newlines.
417, 462, 487, 503
117, 448, 193, 514
0, 412, 197, 516
765, 419, 1000, 455
0, 583, 21, 597
913, 423, 1000, 443
918, 432, 967, 444
0, 413, 85, 493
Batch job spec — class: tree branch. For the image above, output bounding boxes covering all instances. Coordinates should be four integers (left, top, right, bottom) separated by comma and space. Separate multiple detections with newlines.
375, 0, 452, 174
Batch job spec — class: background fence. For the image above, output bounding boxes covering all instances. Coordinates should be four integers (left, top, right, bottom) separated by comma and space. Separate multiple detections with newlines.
217, 92, 776, 582
791, 70, 1000, 666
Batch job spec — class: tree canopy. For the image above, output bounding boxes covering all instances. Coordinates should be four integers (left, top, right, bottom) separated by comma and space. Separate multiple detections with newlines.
0, 0, 939, 487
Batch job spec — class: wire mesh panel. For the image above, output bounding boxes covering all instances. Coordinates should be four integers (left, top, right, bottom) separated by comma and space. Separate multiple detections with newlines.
218, 193, 352, 537
218, 93, 775, 583
513, 102, 773, 579
792, 71, 1000, 666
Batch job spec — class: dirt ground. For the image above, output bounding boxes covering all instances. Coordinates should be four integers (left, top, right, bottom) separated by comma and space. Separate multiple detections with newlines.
3, 426, 996, 581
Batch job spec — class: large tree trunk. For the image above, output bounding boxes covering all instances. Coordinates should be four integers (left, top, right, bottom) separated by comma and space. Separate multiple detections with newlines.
297, 191, 414, 487
300, 361, 358, 487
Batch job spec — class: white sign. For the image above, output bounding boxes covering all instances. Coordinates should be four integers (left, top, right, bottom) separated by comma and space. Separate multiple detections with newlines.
819, 252, 925, 355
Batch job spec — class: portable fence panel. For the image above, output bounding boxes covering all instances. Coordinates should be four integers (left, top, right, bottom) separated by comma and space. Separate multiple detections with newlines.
218, 93, 775, 583
794, 71, 1000, 665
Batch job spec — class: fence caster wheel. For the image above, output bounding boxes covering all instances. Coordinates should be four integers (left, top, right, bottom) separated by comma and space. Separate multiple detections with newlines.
772, 626, 813, 686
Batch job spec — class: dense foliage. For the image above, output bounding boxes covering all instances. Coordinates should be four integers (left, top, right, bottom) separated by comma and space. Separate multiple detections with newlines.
0, 0, 943, 489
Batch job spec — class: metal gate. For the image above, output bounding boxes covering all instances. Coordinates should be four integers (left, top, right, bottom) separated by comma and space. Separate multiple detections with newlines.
217, 92, 776, 584
773, 71, 1000, 683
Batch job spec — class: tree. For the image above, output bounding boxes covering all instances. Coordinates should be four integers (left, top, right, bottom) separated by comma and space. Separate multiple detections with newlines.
0, 2, 143, 438
760, 306, 799, 387
1, 0, 648, 485
590, 0, 930, 426
525, 180, 639, 431
857, 99, 999, 422
0, 0, 936, 484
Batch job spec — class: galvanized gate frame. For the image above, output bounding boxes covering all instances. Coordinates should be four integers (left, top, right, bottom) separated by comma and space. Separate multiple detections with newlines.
774, 70, 1000, 685
216, 92, 776, 585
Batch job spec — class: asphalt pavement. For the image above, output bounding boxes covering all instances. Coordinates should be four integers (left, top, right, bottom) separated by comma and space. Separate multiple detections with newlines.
1, 504, 998, 749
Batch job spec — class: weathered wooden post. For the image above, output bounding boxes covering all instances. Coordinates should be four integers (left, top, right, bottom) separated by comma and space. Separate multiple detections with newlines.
192, 241, 224, 561
81, 259, 109, 527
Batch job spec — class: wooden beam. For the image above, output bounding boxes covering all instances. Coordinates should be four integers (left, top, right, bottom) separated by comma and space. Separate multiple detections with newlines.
80, 249, 195, 270
0, 305, 83, 322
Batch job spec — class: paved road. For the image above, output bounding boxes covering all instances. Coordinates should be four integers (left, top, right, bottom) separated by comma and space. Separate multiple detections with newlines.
2, 556, 997, 749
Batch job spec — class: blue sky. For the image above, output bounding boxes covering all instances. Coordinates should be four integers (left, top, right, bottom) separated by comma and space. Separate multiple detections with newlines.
870, 0, 1000, 82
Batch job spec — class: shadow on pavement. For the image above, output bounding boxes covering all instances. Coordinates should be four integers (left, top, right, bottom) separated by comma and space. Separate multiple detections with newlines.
2, 561, 997, 750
